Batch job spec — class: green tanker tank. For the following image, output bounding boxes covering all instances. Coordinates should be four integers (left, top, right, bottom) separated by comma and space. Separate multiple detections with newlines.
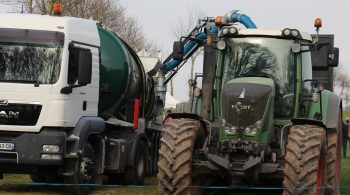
97, 26, 156, 121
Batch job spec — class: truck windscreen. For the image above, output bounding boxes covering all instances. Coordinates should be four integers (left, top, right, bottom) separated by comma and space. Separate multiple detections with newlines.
0, 28, 64, 84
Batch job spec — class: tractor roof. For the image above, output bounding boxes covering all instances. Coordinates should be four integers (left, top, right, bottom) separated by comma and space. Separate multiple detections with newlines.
236, 28, 312, 41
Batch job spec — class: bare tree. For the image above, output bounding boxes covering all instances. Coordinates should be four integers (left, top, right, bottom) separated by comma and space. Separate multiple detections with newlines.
171, 7, 205, 99
334, 64, 350, 107
0, 0, 155, 52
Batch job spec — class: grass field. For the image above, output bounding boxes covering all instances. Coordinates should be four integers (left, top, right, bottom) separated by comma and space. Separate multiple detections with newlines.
1, 110, 350, 194
1, 155, 350, 195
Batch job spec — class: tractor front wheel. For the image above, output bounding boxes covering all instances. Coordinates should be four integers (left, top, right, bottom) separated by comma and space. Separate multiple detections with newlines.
283, 125, 327, 195
157, 118, 204, 195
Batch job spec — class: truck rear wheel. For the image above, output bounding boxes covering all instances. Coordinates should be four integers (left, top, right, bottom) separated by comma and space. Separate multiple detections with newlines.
157, 118, 203, 195
122, 141, 147, 185
283, 125, 327, 195
326, 111, 342, 194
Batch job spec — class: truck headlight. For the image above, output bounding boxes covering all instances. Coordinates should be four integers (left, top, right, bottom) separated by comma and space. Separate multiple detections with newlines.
42, 145, 61, 153
244, 120, 262, 136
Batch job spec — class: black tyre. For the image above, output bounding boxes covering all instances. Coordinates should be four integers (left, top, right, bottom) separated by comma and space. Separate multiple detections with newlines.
157, 118, 203, 195
122, 141, 147, 185
30, 174, 46, 183
326, 111, 342, 195
64, 142, 100, 185
283, 125, 327, 195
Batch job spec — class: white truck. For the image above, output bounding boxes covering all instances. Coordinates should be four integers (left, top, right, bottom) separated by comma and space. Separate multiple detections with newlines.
0, 12, 163, 186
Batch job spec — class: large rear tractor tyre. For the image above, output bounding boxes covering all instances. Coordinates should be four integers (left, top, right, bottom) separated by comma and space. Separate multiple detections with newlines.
122, 141, 148, 185
326, 111, 342, 195
283, 125, 327, 195
157, 118, 204, 195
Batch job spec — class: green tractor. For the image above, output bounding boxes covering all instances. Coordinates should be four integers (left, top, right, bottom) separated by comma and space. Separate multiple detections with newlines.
157, 10, 341, 195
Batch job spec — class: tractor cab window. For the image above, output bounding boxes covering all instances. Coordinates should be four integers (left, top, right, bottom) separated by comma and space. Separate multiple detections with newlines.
222, 37, 295, 117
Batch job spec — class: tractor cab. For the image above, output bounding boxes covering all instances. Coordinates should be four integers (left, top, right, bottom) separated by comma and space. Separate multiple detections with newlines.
215, 26, 338, 143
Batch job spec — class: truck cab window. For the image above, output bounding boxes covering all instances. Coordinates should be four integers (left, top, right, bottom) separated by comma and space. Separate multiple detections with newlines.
68, 47, 79, 85
0, 28, 63, 84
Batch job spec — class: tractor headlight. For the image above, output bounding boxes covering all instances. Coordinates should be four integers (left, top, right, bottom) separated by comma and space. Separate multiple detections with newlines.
244, 120, 262, 136
222, 119, 237, 135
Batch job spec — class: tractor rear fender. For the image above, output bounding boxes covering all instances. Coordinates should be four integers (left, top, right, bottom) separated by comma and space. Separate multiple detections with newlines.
302, 90, 342, 129
325, 93, 342, 129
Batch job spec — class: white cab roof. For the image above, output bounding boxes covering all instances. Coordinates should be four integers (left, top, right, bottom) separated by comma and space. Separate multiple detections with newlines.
0, 13, 100, 46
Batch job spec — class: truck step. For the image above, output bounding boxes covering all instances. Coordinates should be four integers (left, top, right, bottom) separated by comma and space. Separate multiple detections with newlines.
66, 135, 79, 142
65, 152, 78, 159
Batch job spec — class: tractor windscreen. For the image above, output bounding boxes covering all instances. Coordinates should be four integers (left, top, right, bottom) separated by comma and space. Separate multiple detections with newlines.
0, 29, 64, 84
222, 37, 295, 117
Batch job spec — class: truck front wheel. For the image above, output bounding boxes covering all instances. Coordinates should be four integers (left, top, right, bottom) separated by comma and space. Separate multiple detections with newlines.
283, 125, 327, 195
64, 142, 100, 185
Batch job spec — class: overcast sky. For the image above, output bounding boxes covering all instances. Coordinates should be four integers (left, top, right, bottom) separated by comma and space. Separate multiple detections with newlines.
1, 1, 349, 101
119, 0, 350, 101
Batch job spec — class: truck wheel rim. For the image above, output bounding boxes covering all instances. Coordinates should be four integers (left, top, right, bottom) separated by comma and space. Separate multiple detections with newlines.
316, 151, 324, 195
80, 157, 94, 183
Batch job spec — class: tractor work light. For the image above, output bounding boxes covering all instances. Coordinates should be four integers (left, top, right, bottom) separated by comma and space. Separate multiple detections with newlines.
282, 28, 291, 36
222, 28, 229, 35
291, 29, 299, 37
42, 145, 61, 153
229, 27, 238, 34
217, 40, 226, 50
220, 26, 238, 37
225, 126, 237, 135
222, 119, 237, 135
244, 120, 262, 136
282, 28, 301, 38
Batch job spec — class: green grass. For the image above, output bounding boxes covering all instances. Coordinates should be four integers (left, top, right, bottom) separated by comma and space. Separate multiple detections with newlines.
341, 147, 350, 195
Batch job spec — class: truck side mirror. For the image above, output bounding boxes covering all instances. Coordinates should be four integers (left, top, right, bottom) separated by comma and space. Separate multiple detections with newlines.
172, 41, 184, 61
328, 47, 339, 67
77, 49, 92, 85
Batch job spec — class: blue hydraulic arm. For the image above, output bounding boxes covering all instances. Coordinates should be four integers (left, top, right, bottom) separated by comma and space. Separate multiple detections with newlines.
159, 10, 257, 81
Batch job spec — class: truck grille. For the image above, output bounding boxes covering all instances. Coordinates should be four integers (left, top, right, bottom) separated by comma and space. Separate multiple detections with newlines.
0, 103, 42, 126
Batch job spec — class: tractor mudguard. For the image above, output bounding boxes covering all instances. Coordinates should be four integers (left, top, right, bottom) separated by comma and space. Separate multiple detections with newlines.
304, 90, 342, 129
325, 93, 342, 129
167, 112, 210, 135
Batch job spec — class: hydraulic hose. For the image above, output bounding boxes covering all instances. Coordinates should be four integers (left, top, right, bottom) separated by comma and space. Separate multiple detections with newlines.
161, 10, 257, 73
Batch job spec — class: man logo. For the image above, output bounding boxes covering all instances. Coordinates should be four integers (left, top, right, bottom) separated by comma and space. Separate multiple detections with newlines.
0, 111, 19, 119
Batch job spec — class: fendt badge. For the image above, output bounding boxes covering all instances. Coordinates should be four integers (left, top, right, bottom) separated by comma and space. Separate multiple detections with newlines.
0, 111, 19, 119
232, 101, 251, 112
